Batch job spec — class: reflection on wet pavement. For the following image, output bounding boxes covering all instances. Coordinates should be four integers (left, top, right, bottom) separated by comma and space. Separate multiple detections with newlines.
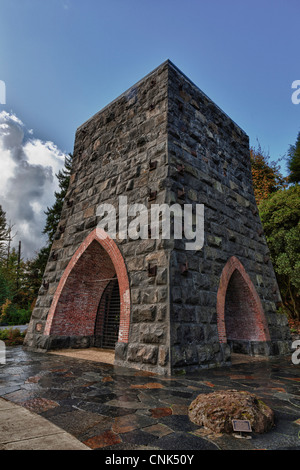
0, 346, 300, 450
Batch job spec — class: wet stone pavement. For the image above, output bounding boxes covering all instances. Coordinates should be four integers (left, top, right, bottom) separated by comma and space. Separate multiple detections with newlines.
1, 346, 300, 451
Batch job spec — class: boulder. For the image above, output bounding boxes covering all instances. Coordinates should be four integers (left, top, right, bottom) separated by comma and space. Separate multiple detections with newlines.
188, 389, 274, 434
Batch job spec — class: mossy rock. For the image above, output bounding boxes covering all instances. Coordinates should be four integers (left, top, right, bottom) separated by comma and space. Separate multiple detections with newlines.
188, 389, 274, 434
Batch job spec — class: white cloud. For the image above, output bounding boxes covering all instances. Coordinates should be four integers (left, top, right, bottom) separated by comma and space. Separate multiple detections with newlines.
24, 138, 65, 175
0, 110, 68, 259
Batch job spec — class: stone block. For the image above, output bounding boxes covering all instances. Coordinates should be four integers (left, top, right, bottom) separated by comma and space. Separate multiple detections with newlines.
132, 305, 156, 323
158, 346, 169, 367
127, 343, 158, 365
140, 324, 166, 344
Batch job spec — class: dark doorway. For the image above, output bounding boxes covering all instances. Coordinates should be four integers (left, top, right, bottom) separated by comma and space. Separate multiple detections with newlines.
94, 279, 120, 349
225, 269, 261, 354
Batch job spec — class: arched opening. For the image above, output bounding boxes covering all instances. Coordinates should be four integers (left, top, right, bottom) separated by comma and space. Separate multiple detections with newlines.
225, 269, 264, 351
44, 228, 130, 351
217, 256, 270, 356
47, 239, 117, 338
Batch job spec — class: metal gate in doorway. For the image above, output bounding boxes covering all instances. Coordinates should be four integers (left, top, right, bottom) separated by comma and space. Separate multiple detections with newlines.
94, 278, 120, 349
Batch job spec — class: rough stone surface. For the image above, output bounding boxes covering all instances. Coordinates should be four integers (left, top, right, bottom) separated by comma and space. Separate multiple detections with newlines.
188, 390, 275, 434
3, 347, 300, 450
24, 60, 292, 375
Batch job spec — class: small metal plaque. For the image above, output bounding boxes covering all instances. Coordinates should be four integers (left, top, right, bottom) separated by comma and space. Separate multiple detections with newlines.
35, 322, 43, 332
232, 419, 252, 433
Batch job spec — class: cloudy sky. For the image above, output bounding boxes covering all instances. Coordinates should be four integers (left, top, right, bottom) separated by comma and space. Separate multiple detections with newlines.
0, 110, 67, 258
0, 0, 299, 259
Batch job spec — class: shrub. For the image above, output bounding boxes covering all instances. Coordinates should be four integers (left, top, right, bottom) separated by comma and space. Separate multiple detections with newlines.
0, 302, 31, 326
0, 327, 26, 346
259, 185, 300, 319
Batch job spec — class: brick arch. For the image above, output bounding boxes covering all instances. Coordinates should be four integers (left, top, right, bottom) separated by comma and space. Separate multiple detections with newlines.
217, 256, 270, 345
44, 228, 130, 344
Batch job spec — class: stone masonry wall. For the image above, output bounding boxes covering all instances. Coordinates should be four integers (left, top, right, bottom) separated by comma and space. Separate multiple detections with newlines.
24, 60, 291, 375
24, 61, 172, 375
167, 62, 291, 373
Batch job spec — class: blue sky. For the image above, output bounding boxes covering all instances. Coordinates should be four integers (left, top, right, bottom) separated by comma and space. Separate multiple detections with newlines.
0, 0, 299, 257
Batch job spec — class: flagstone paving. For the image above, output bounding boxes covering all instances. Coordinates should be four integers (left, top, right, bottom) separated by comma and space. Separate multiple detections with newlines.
0, 346, 300, 450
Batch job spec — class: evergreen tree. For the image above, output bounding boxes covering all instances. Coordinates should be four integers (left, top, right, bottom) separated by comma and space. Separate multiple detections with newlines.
24, 246, 51, 300
287, 131, 300, 184
0, 205, 8, 260
0, 249, 32, 325
0, 267, 11, 308
43, 153, 73, 245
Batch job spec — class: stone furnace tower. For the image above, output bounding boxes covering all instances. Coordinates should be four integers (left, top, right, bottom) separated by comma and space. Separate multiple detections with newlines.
24, 60, 291, 375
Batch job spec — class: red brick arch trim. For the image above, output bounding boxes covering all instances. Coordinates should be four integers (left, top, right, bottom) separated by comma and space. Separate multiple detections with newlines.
44, 228, 130, 343
217, 256, 270, 344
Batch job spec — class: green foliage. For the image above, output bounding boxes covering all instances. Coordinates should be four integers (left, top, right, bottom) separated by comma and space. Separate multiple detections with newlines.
5, 248, 21, 290
22, 245, 51, 305
0, 273, 32, 325
0, 301, 31, 326
0, 205, 9, 261
0, 249, 37, 325
259, 184, 300, 319
250, 144, 287, 205
0, 268, 11, 306
0, 327, 26, 345
287, 131, 300, 184
7, 307, 31, 326
0, 155, 73, 330
43, 153, 73, 245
